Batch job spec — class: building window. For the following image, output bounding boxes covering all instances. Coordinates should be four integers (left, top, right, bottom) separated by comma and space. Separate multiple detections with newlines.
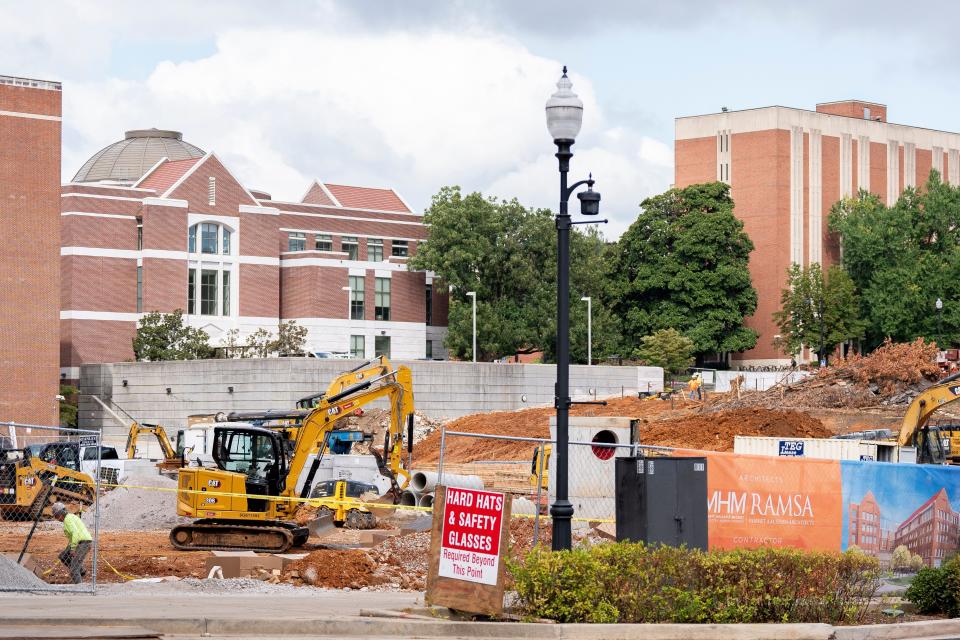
188, 222, 232, 255
201, 223, 219, 254
375, 277, 391, 321
425, 284, 433, 325
315, 234, 332, 252
426, 340, 433, 359
369, 238, 384, 262
350, 335, 365, 358
288, 232, 306, 252
200, 270, 218, 315
136, 266, 142, 313
187, 269, 196, 314
375, 335, 391, 359
349, 275, 365, 320
208, 176, 216, 206
222, 270, 230, 316
391, 240, 408, 257
342, 236, 359, 260
137, 219, 143, 251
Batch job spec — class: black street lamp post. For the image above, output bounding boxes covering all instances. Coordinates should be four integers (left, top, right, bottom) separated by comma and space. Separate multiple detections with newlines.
545, 67, 602, 551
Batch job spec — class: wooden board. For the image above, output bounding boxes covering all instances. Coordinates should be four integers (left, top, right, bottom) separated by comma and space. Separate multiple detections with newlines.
425, 485, 511, 616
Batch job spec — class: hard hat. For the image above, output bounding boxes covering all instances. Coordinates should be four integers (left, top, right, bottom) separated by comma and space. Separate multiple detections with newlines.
51, 502, 67, 517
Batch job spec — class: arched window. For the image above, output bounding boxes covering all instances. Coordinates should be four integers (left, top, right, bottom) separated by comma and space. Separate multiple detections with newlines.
188, 222, 231, 255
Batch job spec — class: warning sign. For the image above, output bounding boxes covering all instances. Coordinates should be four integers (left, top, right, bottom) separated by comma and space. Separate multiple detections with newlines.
426, 485, 511, 615
438, 487, 505, 585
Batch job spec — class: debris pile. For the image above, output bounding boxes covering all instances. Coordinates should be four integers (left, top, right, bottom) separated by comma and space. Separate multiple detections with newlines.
717, 339, 941, 411
285, 549, 379, 589
0, 555, 45, 589
370, 531, 430, 590
641, 408, 832, 452
83, 474, 189, 531
353, 410, 446, 456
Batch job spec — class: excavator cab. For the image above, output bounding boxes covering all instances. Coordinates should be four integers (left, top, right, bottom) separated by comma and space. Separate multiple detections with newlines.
211, 426, 287, 511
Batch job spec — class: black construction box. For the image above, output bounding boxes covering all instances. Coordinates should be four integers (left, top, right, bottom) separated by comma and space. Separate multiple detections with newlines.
615, 456, 708, 549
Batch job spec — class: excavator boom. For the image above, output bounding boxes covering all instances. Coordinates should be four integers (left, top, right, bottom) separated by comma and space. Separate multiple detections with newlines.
897, 372, 960, 463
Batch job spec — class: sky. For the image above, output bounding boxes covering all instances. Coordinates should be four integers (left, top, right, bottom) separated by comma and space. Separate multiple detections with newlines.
3, 0, 960, 238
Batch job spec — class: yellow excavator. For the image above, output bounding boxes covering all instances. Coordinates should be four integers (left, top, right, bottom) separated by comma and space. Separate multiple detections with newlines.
169, 356, 415, 552
897, 372, 960, 464
0, 443, 96, 520
126, 421, 183, 472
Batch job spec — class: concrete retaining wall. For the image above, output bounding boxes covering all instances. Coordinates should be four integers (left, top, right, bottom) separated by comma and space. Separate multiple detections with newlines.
78, 359, 662, 445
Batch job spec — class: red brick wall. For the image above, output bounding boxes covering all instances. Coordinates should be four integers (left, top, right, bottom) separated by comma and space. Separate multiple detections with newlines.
870, 142, 887, 204
816, 101, 887, 122
60, 193, 142, 215
240, 212, 278, 257
821, 135, 841, 267
431, 281, 449, 327
142, 204, 187, 251
916, 148, 933, 189
60, 319, 136, 368
61, 256, 136, 313
391, 271, 426, 322
142, 258, 187, 312
0, 83, 61, 424
280, 266, 346, 318
674, 137, 715, 186
239, 264, 279, 317
61, 215, 137, 249
167, 155, 256, 215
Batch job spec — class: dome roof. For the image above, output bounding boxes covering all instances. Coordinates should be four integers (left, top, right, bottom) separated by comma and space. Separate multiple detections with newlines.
72, 128, 205, 184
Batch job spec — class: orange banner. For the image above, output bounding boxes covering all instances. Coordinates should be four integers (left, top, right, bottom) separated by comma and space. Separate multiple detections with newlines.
697, 451, 843, 550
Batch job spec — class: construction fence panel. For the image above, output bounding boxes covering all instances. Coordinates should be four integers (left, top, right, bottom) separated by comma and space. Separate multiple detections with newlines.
0, 422, 101, 592
428, 428, 673, 547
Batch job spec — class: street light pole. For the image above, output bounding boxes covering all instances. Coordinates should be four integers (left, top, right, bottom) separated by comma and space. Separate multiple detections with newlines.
466, 291, 477, 363
581, 296, 592, 365
937, 298, 944, 346
546, 67, 602, 551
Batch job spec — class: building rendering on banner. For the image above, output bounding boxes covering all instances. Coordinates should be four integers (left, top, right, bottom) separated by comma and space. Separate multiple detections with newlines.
0, 75, 62, 425
60, 128, 448, 380
675, 100, 960, 367
893, 488, 960, 567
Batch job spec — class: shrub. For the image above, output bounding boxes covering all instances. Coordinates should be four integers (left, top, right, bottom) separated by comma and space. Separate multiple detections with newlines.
906, 556, 960, 616
507, 543, 880, 624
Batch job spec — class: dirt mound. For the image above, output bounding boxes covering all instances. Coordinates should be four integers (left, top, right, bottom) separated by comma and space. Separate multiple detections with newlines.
286, 549, 379, 589
416, 395, 684, 463
642, 408, 831, 452
718, 339, 941, 411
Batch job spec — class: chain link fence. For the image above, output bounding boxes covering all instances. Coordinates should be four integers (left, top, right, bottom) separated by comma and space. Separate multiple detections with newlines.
427, 427, 673, 547
0, 422, 101, 592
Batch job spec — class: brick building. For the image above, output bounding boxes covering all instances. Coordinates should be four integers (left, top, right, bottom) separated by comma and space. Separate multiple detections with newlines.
675, 101, 960, 366
893, 488, 960, 567
849, 491, 883, 553
60, 128, 448, 380
0, 75, 61, 424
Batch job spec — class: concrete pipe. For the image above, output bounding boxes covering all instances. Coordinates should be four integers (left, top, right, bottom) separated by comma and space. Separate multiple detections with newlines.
399, 490, 420, 507
417, 493, 434, 508
411, 471, 484, 493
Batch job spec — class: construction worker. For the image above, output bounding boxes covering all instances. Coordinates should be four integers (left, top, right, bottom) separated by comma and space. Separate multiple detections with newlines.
51, 502, 91, 584
688, 373, 703, 401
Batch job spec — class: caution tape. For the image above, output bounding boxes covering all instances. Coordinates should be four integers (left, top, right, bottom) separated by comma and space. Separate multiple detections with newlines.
91, 481, 615, 523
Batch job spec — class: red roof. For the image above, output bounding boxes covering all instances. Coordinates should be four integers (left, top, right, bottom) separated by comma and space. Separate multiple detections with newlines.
137, 158, 202, 195
324, 183, 410, 213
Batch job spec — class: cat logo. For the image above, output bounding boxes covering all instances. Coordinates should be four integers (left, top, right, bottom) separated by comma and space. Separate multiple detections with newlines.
207, 480, 221, 488
327, 406, 342, 416
23, 477, 35, 487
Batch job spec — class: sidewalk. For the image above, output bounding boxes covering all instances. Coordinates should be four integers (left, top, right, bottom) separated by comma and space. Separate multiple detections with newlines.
2, 589, 959, 640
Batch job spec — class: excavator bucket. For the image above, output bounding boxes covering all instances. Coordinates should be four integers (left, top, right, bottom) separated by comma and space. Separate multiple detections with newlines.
306, 512, 335, 538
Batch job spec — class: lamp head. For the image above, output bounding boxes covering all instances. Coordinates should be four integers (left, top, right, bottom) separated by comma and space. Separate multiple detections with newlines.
577, 174, 601, 215
545, 66, 583, 142
937, 298, 944, 310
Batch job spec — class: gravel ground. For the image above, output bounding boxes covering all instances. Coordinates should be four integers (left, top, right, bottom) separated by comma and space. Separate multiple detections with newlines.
83, 475, 189, 531
0, 555, 46, 589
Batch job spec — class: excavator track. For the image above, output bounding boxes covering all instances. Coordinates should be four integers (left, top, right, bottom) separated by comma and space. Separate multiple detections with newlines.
169, 519, 309, 553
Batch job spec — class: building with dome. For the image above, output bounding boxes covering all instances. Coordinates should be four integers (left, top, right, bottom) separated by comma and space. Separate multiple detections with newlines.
60, 128, 448, 380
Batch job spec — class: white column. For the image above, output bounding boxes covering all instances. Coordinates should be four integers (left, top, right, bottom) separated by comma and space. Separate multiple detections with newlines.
887, 140, 900, 204
790, 126, 805, 265
808, 129, 822, 265
858, 135, 870, 192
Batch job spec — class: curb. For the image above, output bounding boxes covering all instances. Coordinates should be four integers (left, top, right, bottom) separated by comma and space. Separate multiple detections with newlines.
1, 615, 958, 639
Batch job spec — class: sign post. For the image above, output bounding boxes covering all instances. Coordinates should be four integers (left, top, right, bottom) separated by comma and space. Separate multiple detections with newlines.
426, 485, 511, 615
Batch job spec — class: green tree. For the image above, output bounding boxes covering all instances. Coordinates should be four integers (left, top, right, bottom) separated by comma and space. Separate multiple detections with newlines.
59, 384, 78, 428
245, 328, 274, 358
773, 263, 865, 363
830, 173, 960, 349
891, 545, 911, 572
411, 186, 616, 362
274, 320, 308, 356
609, 182, 757, 359
132, 310, 213, 361
635, 328, 695, 383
